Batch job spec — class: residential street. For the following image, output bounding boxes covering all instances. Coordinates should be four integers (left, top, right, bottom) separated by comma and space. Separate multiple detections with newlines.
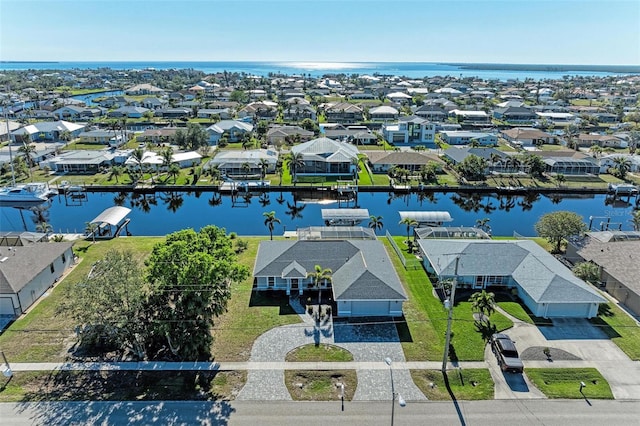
1, 400, 639, 426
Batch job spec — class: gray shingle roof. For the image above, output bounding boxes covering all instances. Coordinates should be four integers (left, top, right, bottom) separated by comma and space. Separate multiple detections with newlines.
0, 242, 74, 294
418, 239, 605, 304
253, 240, 407, 301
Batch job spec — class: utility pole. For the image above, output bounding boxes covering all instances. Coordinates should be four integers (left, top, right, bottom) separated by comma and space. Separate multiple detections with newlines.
442, 256, 459, 374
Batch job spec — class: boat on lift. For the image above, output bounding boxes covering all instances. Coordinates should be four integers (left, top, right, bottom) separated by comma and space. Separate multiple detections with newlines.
0, 182, 58, 206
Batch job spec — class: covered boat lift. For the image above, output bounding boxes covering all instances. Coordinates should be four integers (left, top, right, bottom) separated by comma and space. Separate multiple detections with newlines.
321, 208, 370, 226
88, 206, 132, 240
399, 211, 453, 226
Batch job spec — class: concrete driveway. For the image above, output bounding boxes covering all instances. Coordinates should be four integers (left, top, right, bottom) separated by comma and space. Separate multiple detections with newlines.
498, 315, 640, 400
484, 343, 547, 399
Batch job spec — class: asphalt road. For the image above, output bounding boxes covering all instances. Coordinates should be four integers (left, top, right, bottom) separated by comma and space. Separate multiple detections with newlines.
1, 400, 638, 426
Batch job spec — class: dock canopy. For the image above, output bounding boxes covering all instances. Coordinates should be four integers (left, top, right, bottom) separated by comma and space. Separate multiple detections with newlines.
90, 206, 132, 226
297, 226, 377, 240
321, 208, 370, 225
399, 211, 453, 225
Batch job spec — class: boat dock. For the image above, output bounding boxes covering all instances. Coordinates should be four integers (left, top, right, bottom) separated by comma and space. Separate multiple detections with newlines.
87, 206, 132, 240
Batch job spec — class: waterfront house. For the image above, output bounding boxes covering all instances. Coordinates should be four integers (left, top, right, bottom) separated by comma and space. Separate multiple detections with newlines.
206, 120, 254, 144
197, 108, 232, 120
43, 149, 120, 173
206, 148, 278, 177
440, 131, 497, 146
253, 239, 407, 317
501, 128, 555, 148
238, 101, 278, 121
598, 154, 640, 173
78, 129, 130, 146
156, 107, 191, 119
366, 151, 442, 173
290, 137, 359, 176
266, 125, 314, 146
0, 242, 76, 319
382, 116, 436, 147
124, 83, 165, 96
12, 120, 85, 142
419, 239, 605, 318
566, 231, 640, 317
137, 127, 179, 145
448, 109, 490, 124
324, 102, 364, 123
543, 156, 599, 175
576, 133, 628, 149
108, 106, 149, 119
492, 106, 537, 123
369, 105, 399, 122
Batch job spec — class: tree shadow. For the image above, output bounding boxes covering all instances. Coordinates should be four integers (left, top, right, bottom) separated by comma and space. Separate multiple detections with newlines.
248, 291, 296, 315
474, 320, 498, 343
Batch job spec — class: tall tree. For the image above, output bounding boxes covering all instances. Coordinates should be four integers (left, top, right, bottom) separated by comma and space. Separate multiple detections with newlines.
306, 264, 332, 320
84, 221, 99, 243
145, 226, 249, 360
109, 165, 125, 183
535, 211, 586, 253
572, 262, 600, 284
287, 152, 305, 183
61, 250, 150, 359
263, 210, 281, 240
469, 290, 495, 323
399, 217, 419, 245
368, 215, 384, 234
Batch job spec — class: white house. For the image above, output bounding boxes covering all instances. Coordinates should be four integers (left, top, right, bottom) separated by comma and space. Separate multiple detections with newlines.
419, 239, 606, 318
253, 239, 407, 317
206, 148, 278, 177
440, 131, 497, 146
206, 120, 254, 144
290, 137, 359, 176
382, 116, 436, 146
0, 242, 75, 318
599, 154, 640, 173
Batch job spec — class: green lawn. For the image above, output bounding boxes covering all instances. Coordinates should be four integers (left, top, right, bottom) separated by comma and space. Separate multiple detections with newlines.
526, 368, 613, 399
591, 303, 640, 360
385, 237, 513, 361
284, 370, 357, 401
0, 238, 162, 362
411, 369, 494, 400
285, 344, 353, 362
211, 238, 301, 361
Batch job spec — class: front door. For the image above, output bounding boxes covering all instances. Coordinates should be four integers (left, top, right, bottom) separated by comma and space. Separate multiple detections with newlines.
474, 276, 484, 289
291, 279, 299, 291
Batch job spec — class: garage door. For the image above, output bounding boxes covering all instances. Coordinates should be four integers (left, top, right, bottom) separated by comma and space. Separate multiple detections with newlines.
545, 303, 590, 318
351, 301, 389, 317
0, 297, 16, 316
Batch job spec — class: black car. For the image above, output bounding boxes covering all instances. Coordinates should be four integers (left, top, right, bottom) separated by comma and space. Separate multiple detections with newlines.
490, 333, 524, 373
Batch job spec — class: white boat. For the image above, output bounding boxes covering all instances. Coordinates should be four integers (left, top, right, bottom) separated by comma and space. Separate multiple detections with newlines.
0, 182, 58, 206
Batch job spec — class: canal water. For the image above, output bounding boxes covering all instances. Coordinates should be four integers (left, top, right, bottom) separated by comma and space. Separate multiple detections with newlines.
0, 190, 637, 237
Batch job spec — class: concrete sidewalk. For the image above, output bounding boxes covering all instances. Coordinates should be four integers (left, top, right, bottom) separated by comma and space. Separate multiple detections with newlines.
7, 360, 488, 372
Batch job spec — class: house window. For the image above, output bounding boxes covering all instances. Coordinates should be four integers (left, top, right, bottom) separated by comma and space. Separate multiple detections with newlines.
50, 263, 55, 273
268, 277, 275, 287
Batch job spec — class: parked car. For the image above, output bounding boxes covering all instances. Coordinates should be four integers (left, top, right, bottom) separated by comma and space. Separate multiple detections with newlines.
490, 333, 524, 373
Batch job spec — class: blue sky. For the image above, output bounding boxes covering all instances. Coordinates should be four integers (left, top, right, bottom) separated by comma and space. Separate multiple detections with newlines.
1, 0, 638, 64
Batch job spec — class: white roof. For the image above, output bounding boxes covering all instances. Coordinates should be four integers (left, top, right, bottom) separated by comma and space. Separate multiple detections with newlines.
321, 209, 370, 221
91, 206, 131, 226
399, 211, 453, 224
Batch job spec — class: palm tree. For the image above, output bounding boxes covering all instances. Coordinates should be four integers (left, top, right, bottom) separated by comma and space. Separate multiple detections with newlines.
469, 290, 495, 324
399, 217, 419, 247
84, 221, 99, 243
35, 221, 53, 236
109, 165, 125, 183
241, 162, 251, 181
368, 215, 384, 235
287, 152, 305, 184
554, 173, 566, 187
18, 138, 36, 179
589, 144, 603, 158
167, 163, 181, 184
258, 158, 269, 182
611, 156, 631, 180
263, 211, 281, 240
306, 264, 332, 320
475, 218, 491, 232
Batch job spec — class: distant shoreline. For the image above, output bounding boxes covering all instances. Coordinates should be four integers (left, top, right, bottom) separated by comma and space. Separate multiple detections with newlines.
445, 62, 640, 74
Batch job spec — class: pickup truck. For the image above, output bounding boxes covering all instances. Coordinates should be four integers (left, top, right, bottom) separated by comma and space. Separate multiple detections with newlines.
490, 333, 524, 373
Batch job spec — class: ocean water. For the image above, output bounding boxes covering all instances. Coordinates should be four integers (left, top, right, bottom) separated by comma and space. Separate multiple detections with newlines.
1, 61, 636, 81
